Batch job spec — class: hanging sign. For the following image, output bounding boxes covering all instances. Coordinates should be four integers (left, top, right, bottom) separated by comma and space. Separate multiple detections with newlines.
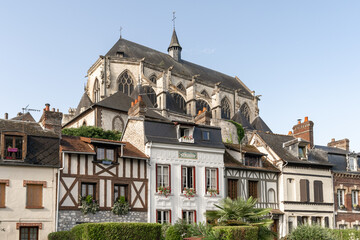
7, 148, 18, 152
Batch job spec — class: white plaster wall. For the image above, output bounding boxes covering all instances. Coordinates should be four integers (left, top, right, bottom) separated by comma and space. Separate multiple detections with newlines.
0, 166, 57, 240
100, 109, 128, 131
146, 143, 225, 223
64, 111, 95, 129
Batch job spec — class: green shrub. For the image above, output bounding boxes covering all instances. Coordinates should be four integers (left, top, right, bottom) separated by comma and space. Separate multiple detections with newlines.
288, 225, 334, 240
48, 231, 73, 240
331, 229, 360, 240
212, 226, 258, 240
70, 223, 88, 240
62, 126, 122, 140
112, 196, 130, 215
165, 225, 182, 240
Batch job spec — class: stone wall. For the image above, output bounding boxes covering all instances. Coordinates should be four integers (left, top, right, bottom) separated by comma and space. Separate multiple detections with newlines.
58, 210, 147, 231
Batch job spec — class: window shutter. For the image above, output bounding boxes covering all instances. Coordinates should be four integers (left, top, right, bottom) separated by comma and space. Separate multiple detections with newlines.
156, 210, 158, 223
155, 164, 158, 191
314, 181, 323, 203
205, 168, 207, 194
319, 181, 323, 202
181, 165, 183, 191
26, 184, 43, 208
0, 183, 5, 207
169, 210, 172, 223
168, 165, 171, 189
193, 167, 196, 191
306, 180, 309, 202
194, 210, 197, 223
216, 168, 219, 194
300, 179, 309, 202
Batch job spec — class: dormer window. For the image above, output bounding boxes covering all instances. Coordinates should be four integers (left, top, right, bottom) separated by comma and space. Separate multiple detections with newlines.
96, 147, 115, 162
1, 133, 26, 160
298, 146, 306, 159
177, 126, 194, 143
348, 154, 357, 171
202, 131, 210, 141
244, 155, 261, 167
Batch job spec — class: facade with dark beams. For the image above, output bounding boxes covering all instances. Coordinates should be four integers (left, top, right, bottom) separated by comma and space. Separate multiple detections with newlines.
63, 28, 272, 144
58, 136, 149, 231
224, 143, 282, 237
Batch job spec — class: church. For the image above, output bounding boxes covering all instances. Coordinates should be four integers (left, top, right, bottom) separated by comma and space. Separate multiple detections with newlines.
62, 28, 271, 142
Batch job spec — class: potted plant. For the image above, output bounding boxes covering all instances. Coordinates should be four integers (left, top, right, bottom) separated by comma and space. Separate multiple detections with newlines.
207, 188, 219, 197
183, 187, 196, 199
79, 195, 99, 214
101, 158, 113, 165
353, 204, 360, 210
112, 196, 130, 215
157, 186, 171, 197
339, 204, 346, 210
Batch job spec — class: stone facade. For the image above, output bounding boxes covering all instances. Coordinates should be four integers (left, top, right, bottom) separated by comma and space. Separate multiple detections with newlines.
58, 210, 147, 231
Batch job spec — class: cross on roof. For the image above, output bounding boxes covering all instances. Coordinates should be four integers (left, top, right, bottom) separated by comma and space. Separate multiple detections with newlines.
172, 12, 176, 29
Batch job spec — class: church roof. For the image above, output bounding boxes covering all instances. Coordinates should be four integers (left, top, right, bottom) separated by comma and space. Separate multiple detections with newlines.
168, 29, 181, 50
231, 111, 253, 130
130, 84, 155, 108
105, 38, 253, 96
75, 92, 93, 116
251, 116, 272, 133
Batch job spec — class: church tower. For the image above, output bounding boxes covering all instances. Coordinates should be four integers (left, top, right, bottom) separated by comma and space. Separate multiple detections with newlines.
168, 29, 182, 61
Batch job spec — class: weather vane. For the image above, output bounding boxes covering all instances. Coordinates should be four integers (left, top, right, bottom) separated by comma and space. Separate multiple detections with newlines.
172, 12, 176, 29
120, 26, 123, 39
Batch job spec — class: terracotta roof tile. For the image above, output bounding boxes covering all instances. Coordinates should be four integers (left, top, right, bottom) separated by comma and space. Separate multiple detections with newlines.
61, 136, 95, 153
122, 142, 149, 159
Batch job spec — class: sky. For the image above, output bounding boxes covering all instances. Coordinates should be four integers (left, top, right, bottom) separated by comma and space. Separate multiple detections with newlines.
0, 1, 359, 151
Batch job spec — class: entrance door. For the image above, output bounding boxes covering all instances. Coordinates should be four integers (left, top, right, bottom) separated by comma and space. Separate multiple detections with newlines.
228, 179, 238, 200
271, 219, 279, 240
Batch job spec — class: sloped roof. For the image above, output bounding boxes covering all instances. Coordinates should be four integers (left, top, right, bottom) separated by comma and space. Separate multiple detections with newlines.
168, 29, 181, 50
251, 116, 272, 133
75, 92, 93, 116
0, 119, 58, 138
11, 112, 36, 122
61, 136, 95, 153
105, 38, 253, 96
225, 143, 264, 155
130, 85, 155, 108
231, 111, 253, 130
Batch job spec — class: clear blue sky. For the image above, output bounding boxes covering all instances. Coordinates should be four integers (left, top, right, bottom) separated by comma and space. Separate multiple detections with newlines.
0, 1, 359, 151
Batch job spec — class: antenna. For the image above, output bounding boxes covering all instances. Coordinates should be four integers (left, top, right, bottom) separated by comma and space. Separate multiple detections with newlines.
22, 105, 40, 114
172, 12, 176, 29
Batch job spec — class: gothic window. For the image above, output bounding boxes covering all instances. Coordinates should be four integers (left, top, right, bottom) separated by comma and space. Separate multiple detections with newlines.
149, 74, 157, 84
201, 90, 210, 98
196, 100, 210, 113
171, 93, 186, 113
112, 116, 124, 132
240, 103, 251, 122
93, 78, 100, 103
118, 70, 134, 96
177, 83, 185, 92
144, 86, 157, 107
268, 188, 276, 203
221, 98, 231, 119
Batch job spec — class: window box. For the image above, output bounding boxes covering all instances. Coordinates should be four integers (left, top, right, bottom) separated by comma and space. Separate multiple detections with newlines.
353, 204, 360, 211
179, 136, 194, 143
206, 188, 219, 197
339, 204, 346, 211
157, 186, 171, 198
183, 188, 196, 199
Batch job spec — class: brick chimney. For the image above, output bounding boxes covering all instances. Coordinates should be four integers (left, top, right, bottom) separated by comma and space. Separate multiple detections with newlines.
327, 138, 349, 151
195, 107, 211, 125
128, 96, 146, 118
39, 103, 63, 136
292, 116, 314, 148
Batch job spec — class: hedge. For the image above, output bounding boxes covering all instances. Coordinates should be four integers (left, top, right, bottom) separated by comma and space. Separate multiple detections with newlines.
331, 229, 360, 240
212, 226, 258, 240
48, 223, 162, 240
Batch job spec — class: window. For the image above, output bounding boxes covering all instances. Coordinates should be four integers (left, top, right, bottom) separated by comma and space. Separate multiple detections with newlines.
221, 98, 231, 119
20, 227, 38, 240
206, 168, 218, 192
325, 217, 329, 228
202, 131, 210, 140
144, 86, 157, 107
182, 210, 196, 224
287, 178, 295, 201
196, 100, 210, 113
300, 179, 309, 202
156, 164, 170, 189
337, 189, 345, 209
227, 179, 237, 200
354, 225, 360, 230
313, 181, 323, 203
298, 146, 306, 159
177, 83, 185, 91
301, 216, 308, 225
112, 116, 124, 132
352, 190, 359, 208
157, 210, 171, 224
311, 217, 321, 225
171, 93, 186, 114
96, 147, 115, 161
349, 155, 357, 171
93, 78, 100, 103
240, 103, 251, 122
244, 155, 261, 167
180, 128, 190, 138
182, 166, 195, 190
288, 220, 294, 234
4, 135, 23, 160
149, 74, 157, 83
114, 184, 128, 202
81, 182, 96, 198
118, 70, 134, 96
248, 181, 258, 198
339, 224, 347, 229
268, 189, 276, 203
0, 183, 5, 207
26, 184, 43, 208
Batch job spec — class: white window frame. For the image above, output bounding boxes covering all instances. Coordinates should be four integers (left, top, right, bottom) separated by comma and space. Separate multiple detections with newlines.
157, 165, 170, 188
338, 189, 345, 207
352, 190, 359, 206
157, 210, 170, 224
182, 166, 195, 190
182, 210, 195, 224
206, 168, 218, 191
349, 156, 357, 171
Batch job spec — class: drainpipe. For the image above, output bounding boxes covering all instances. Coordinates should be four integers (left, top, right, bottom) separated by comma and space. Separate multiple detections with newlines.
55, 152, 64, 231
146, 142, 152, 223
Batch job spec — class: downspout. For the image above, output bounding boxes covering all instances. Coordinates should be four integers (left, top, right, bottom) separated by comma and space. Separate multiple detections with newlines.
146, 142, 152, 223
55, 152, 65, 231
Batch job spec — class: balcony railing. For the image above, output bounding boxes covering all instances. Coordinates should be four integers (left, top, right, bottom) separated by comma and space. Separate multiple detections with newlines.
255, 202, 279, 210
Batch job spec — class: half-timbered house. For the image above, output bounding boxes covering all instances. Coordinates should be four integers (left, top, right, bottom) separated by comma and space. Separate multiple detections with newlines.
224, 143, 282, 236
58, 135, 149, 231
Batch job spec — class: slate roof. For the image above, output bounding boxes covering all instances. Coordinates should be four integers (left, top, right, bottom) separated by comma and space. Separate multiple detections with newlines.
11, 112, 36, 122
168, 29, 182, 50
75, 92, 93, 116
231, 111, 253, 130
256, 131, 332, 167
105, 38, 253, 96
143, 119, 224, 149
225, 143, 264, 155
0, 119, 60, 167
251, 116, 272, 133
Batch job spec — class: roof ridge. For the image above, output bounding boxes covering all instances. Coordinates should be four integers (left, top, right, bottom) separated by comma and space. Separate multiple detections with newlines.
257, 130, 291, 137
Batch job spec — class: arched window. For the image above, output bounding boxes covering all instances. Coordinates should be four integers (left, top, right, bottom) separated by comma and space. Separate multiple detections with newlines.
112, 116, 124, 132
240, 103, 251, 122
144, 86, 157, 107
93, 78, 100, 103
149, 74, 157, 84
268, 189, 276, 203
118, 70, 134, 96
221, 98, 231, 119
196, 100, 210, 113
177, 83, 186, 92
171, 93, 186, 113
201, 90, 210, 98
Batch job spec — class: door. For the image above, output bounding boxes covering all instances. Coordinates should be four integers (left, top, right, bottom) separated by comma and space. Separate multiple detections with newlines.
228, 179, 238, 200
271, 219, 279, 240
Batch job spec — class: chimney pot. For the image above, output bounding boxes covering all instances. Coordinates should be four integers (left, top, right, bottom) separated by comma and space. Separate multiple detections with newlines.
57, 109, 59, 112
331, 138, 335, 142
45, 103, 50, 111
134, 99, 138, 104
52, 108, 55, 112
131, 102, 134, 107
288, 131, 292, 135
4, 113, 8, 120
297, 119, 301, 124
304, 116, 308, 122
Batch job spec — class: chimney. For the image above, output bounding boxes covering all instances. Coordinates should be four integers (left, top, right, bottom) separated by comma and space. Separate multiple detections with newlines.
128, 96, 146, 118
195, 107, 211, 125
4, 113, 8, 120
39, 103, 63, 136
292, 116, 314, 148
327, 138, 349, 151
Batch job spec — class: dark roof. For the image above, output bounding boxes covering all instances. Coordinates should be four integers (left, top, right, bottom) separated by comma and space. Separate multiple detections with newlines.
168, 29, 181, 50
130, 85, 155, 108
75, 92, 93, 116
11, 112, 36, 122
231, 111, 253, 130
314, 145, 349, 155
224, 143, 264, 155
143, 119, 224, 149
105, 38, 253, 96
0, 119, 60, 168
251, 116, 272, 133
256, 131, 332, 167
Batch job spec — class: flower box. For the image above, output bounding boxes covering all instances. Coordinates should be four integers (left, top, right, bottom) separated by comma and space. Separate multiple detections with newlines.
157, 186, 171, 197
183, 188, 196, 199
179, 136, 194, 143
206, 188, 219, 197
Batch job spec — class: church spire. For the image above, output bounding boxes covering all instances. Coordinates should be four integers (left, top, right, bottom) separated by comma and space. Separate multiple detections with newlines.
168, 28, 182, 61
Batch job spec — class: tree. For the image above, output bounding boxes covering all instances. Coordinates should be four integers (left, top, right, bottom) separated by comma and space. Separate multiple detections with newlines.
62, 126, 122, 140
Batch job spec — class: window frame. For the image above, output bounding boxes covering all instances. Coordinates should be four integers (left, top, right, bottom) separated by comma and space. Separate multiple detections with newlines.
337, 189, 345, 208
352, 190, 359, 208
96, 146, 116, 162
156, 209, 171, 224
0, 181, 8, 208
26, 184, 43, 209
248, 180, 258, 199
80, 182, 97, 199
156, 164, 171, 191
19, 226, 39, 240
205, 168, 219, 193
313, 180, 323, 203
182, 210, 196, 224
1, 132, 26, 161
113, 183, 129, 204
202, 131, 210, 141
182, 166, 195, 191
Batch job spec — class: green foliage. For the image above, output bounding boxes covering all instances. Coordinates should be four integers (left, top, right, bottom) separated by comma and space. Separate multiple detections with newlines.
112, 196, 130, 215
62, 126, 122, 140
165, 225, 182, 240
48, 231, 74, 240
187, 222, 213, 238
227, 120, 245, 143
331, 229, 360, 240
288, 225, 335, 240
212, 226, 258, 240
165, 219, 191, 240
78, 195, 99, 215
